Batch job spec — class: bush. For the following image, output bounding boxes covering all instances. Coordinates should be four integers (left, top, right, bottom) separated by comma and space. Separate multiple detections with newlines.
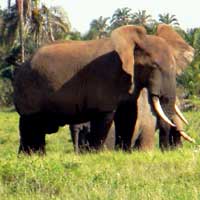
177, 64, 200, 97
0, 78, 13, 107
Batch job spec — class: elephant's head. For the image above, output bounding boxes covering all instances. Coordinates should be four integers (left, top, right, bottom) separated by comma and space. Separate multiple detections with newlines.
111, 24, 194, 143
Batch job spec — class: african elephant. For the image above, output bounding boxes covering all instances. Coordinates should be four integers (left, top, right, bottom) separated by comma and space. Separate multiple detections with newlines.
13, 24, 194, 154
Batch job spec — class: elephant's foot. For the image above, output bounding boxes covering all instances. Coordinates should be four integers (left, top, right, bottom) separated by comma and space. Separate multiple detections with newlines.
18, 140, 45, 155
115, 136, 132, 152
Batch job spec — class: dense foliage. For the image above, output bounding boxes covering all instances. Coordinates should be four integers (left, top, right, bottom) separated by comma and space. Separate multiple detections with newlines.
0, 2, 200, 108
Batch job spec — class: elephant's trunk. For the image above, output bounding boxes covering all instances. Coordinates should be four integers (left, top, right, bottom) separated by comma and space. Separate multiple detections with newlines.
179, 131, 196, 143
172, 113, 195, 144
174, 104, 188, 125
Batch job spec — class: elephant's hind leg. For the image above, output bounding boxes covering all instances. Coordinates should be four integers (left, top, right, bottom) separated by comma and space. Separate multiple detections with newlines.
133, 126, 155, 151
18, 115, 46, 155
88, 112, 115, 151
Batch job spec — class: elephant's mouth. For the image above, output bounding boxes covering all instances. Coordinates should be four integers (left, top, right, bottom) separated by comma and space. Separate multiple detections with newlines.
152, 96, 195, 144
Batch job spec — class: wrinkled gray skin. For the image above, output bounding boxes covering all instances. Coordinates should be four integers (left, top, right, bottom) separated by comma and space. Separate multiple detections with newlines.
70, 88, 184, 152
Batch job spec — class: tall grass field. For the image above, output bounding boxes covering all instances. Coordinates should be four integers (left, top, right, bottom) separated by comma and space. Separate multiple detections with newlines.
0, 111, 200, 200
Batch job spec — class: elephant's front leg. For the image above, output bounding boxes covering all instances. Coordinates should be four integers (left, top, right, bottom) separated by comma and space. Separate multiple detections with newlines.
158, 119, 172, 150
18, 116, 46, 155
114, 100, 137, 151
87, 112, 115, 150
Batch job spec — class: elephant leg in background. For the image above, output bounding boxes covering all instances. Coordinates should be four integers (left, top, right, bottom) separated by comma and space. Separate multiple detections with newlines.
18, 115, 46, 155
70, 112, 115, 152
70, 122, 115, 152
103, 123, 115, 149
69, 122, 91, 153
114, 99, 137, 151
133, 124, 156, 151
69, 124, 80, 153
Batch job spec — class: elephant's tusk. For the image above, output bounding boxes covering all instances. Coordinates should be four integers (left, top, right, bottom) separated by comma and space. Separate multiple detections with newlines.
179, 131, 196, 143
175, 104, 189, 125
152, 96, 175, 127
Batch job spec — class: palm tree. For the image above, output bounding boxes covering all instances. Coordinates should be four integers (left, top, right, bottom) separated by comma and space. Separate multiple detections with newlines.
1, 0, 32, 62
46, 6, 71, 40
16, 0, 25, 62
30, 4, 71, 46
1, 1, 71, 55
87, 16, 110, 39
110, 7, 133, 30
132, 10, 152, 26
1, 5, 18, 46
186, 28, 200, 55
158, 13, 179, 26
0, 7, 3, 36
0, 0, 71, 82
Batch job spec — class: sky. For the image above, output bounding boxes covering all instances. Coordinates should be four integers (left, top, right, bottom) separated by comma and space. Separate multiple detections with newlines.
0, 0, 199, 33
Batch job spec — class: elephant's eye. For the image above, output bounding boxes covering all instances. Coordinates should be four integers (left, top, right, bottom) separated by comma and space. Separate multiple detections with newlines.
152, 62, 158, 69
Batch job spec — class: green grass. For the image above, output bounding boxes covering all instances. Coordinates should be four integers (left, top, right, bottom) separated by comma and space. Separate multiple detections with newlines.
0, 112, 200, 200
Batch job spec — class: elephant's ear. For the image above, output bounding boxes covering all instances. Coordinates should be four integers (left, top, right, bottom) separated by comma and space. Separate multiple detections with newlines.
111, 25, 147, 86
156, 24, 194, 75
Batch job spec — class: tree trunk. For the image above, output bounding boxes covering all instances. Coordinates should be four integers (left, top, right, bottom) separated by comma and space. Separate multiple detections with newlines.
17, 0, 25, 63
47, 10, 55, 42
8, 0, 11, 9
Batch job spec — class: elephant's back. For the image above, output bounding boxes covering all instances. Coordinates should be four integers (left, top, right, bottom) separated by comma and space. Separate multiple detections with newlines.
30, 39, 114, 88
